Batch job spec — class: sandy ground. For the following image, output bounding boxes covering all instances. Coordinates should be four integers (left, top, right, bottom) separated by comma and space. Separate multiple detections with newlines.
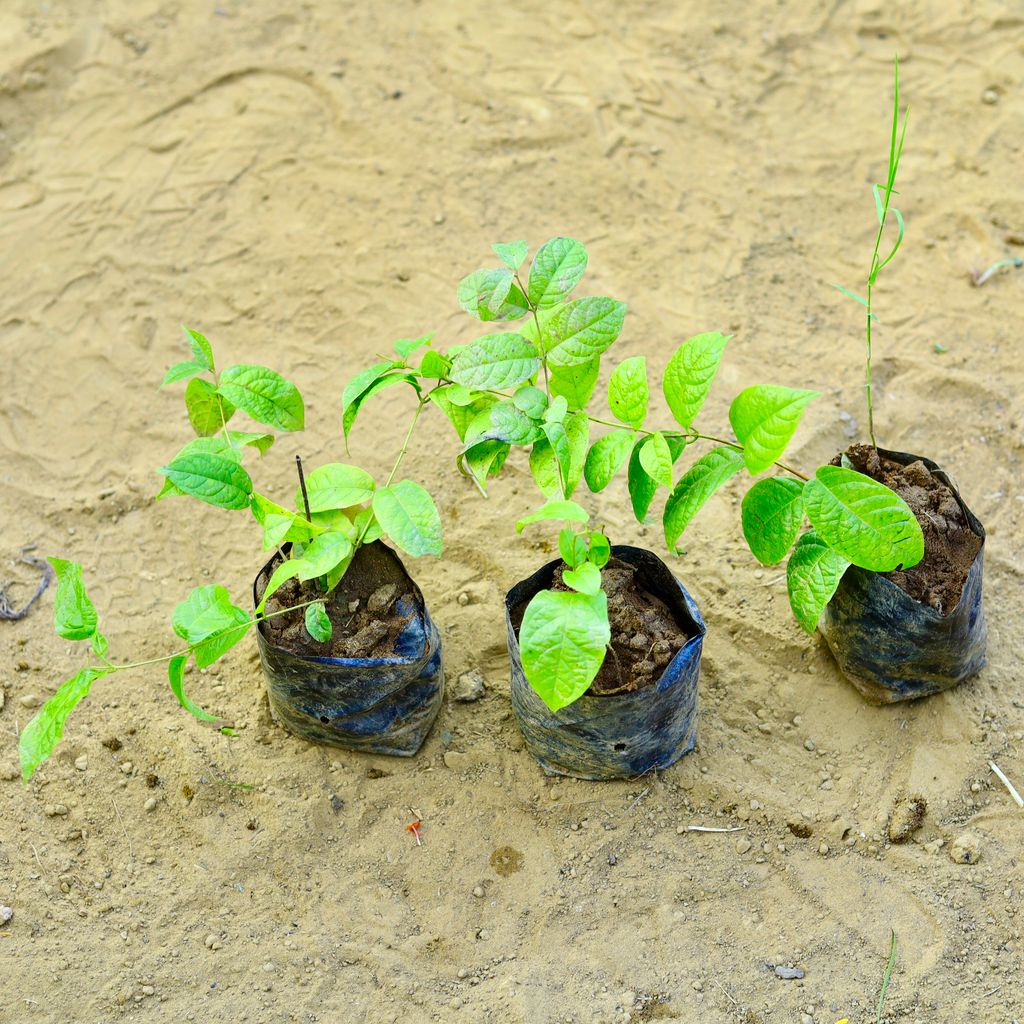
2, 2, 1024, 1021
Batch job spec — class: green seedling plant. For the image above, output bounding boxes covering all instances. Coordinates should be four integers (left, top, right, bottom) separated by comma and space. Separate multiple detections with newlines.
19, 328, 443, 781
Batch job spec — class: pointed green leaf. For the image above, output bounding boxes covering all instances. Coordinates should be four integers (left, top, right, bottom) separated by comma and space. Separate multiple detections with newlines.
663, 447, 745, 553
550, 356, 600, 410
663, 332, 730, 428
90, 631, 108, 658
305, 602, 332, 643
608, 356, 648, 428
803, 466, 924, 572
225, 431, 274, 456
185, 377, 235, 436
639, 432, 673, 489
162, 360, 206, 386
516, 499, 590, 533
542, 420, 571, 497
512, 384, 548, 421
47, 557, 98, 641
529, 438, 561, 498
588, 532, 611, 568
459, 439, 509, 494
741, 477, 806, 565
172, 584, 251, 668
168, 654, 222, 723
458, 268, 517, 321
394, 334, 432, 359
342, 360, 400, 424
786, 530, 851, 633
493, 240, 528, 271
584, 429, 635, 492
449, 333, 541, 390
301, 463, 375, 513
372, 480, 442, 558
559, 529, 589, 568
544, 297, 627, 367
343, 372, 419, 443
419, 350, 451, 379
728, 385, 818, 475
627, 440, 659, 523
527, 237, 588, 309
484, 400, 544, 445
159, 452, 253, 510
217, 365, 304, 432
562, 561, 602, 596
184, 327, 215, 372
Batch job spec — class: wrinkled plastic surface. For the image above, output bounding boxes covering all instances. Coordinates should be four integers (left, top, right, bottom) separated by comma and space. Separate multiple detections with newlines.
506, 545, 705, 780
820, 449, 986, 703
253, 542, 443, 755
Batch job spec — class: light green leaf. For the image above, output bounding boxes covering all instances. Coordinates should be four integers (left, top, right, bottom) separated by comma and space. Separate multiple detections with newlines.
627, 440, 658, 523
449, 333, 541, 390
225, 431, 274, 456
520, 589, 609, 712
803, 466, 925, 572
728, 385, 817, 475
162, 360, 206, 386
343, 372, 419, 443
527, 237, 588, 309
529, 438, 561, 498
251, 493, 321, 548
168, 654, 221, 723
485, 400, 545, 445
741, 477, 806, 565
544, 297, 627, 367
305, 602, 332, 643
372, 480, 443, 558
662, 332, 730, 428
293, 532, 354, 580
544, 394, 569, 424
20, 667, 108, 780
341, 360, 400, 425
588, 532, 611, 568
459, 439, 509, 494
663, 447, 745, 553
217, 364, 304, 432
301, 463, 375, 513
608, 356, 648, 428
186, 377, 235, 436
542, 421, 571, 497
550, 356, 600, 410
562, 561, 602, 596
563, 411, 590, 499
47, 557, 98, 641
90, 631, 108, 658
513, 384, 548, 421
172, 584, 251, 668
419, 350, 451, 379
493, 240, 528, 271
353, 507, 384, 545
159, 451, 253, 510
516, 499, 590, 533
559, 529, 588, 568
184, 327, 215, 372
394, 334, 432, 359
457, 268, 529, 322
584, 429, 635, 492
786, 530, 851, 633
639, 432, 673, 490
431, 390, 498, 442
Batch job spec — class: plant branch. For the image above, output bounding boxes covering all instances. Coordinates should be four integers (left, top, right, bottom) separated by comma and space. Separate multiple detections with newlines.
685, 432, 809, 482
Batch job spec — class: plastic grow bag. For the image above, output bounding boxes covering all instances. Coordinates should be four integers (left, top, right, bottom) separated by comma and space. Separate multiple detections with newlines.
819, 448, 986, 703
253, 541, 443, 755
505, 545, 705, 780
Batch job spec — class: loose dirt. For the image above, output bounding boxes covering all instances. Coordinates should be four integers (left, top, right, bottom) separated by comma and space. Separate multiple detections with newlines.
2, 3, 1023, 1022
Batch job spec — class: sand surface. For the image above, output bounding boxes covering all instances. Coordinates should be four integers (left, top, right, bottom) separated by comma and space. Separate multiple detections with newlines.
2, 2, 1024, 1021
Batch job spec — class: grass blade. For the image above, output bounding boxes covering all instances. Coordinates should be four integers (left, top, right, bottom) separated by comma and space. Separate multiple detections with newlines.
875, 930, 898, 1023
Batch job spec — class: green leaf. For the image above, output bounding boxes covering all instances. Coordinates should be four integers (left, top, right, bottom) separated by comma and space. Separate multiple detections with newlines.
459, 439, 509, 494
728, 385, 818, 475
217, 365, 304, 432
90, 631, 109, 657
513, 384, 548, 421
588, 532, 611, 568
168, 654, 221, 723
293, 532, 354, 580
529, 438, 561, 498
449, 333, 541, 390
786, 530, 851, 633
639, 432, 674, 490
372, 480, 442, 558
550, 356, 600, 410
563, 411, 590, 499
172, 584, 251, 668
544, 297, 627, 367
457, 268, 529, 322
431, 390, 497, 442
520, 589, 609, 712
663, 332, 730, 428
541, 420, 571, 496
516, 499, 590, 533
584, 429, 635, 492
663, 447, 745, 553
527, 237, 588, 309
159, 452, 253, 510
607, 356, 648, 428
419, 350, 451, 379
305, 602, 332, 643
341, 360, 400, 424
343, 372, 419, 443
301, 463, 375, 513
562, 561, 602, 596
162, 360, 206, 386
251, 493, 322, 548
493, 240, 528, 271
544, 394, 569, 424
484, 400, 544, 445
19, 667, 107, 780
627, 441, 659, 523
394, 334, 432, 359
226, 431, 274, 456
185, 377, 235, 436
559, 529, 588, 568
833, 284, 879, 322
353, 507, 383, 545
741, 477, 806, 565
47, 557, 98, 641
803, 466, 925, 572
184, 327, 215, 372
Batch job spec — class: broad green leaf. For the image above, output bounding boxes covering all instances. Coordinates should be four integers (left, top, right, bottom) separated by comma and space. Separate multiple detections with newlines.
741, 477, 806, 565
529, 438, 561, 498
588, 532, 611, 568
663, 447, 745, 553
542, 420, 571, 497
48, 557, 98, 641
803, 466, 924, 571
786, 530, 851, 633
184, 327, 215, 372
394, 334, 432, 359
562, 561, 602, 596
186, 377, 235, 436
559, 529, 588, 568
353, 507, 384, 545
627, 441, 658, 523
419, 350, 451, 379
608, 356, 648, 428
728, 385, 818, 475
431, 390, 497, 442
584, 429, 635, 492
493, 240, 528, 271
372, 480, 442, 558
159, 452, 253, 510
444, 384, 478, 407
544, 394, 569, 424
218, 365, 304, 432
343, 372, 419, 443
520, 589, 610, 711
305, 602, 332, 643
663, 332, 730, 428
293, 532, 354, 580
162, 360, 206, 386
639, 432, 673, 489
564, 411, 590, 499
550, 356, 600, 410
513, 384, 548, 421
226, 431, 274, 456
516, 499, 589, 534
544, 297, 627, 367
527, 237, 588, 309
485, 400, 544, 445
168, 654, 221, 723
459, 438, 509, 494
341, 360, 399, 423
251, 493, 322, 548
457, 268, 528, 322
172, 584, 251, 668
168, 435, 240, 461
20, 667, 107, 780
301, 463, 375, 513
308, 508, 358, 541
449, 333, 541, 390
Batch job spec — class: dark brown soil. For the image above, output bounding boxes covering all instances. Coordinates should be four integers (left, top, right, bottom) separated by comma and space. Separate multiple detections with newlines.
551, 558, 689, 695
835, 444, 982, 614
257, 544, 415, 659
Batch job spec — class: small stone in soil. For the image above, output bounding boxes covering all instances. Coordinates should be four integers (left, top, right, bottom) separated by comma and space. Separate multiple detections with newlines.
452, 669, 485, 703
0, 905, 12, 926
75, 756, 88, 771
367, 584, 398, 614
888, 794, 927, 843
949, 833, 981, 864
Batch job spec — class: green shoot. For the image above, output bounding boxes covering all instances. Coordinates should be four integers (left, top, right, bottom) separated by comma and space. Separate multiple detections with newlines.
875, 930, 898, 1023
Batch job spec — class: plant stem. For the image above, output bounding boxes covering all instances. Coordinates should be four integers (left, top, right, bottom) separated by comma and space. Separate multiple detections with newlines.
385, 396, 428, 488
295, 456, 313, 522
516, 271, 550, 395
686, 432, 809, 482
